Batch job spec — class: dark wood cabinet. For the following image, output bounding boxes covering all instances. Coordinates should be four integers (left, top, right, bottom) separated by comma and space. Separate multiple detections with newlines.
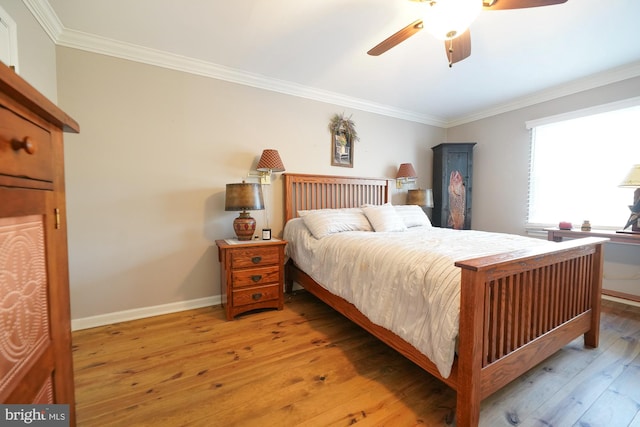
431, 143, 475, 229
0, 63, 79, 423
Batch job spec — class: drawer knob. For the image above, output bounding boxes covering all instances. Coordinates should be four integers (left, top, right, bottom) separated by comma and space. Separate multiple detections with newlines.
13, 137, 36, 155
251, 256, 262, 264
250, 275, 262, 282
251, 293, 262, 301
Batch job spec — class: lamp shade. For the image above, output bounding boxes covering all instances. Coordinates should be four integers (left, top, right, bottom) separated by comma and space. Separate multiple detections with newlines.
256, 149, 285, 172
225, 183, 264, 211
225, 183, 264, 241
620, 164, 640, 187
396, 163, 417, 179
407, 189, 434, 208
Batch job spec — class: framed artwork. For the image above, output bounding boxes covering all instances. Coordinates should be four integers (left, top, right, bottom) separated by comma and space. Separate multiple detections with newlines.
331, 133, 353, 168
328, 113, 357, 168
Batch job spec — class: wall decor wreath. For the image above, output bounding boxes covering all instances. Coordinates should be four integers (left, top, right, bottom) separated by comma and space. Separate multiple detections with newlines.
328, 113, 358, 168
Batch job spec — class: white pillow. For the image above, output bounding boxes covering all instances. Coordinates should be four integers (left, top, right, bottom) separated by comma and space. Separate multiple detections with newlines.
299, 208, 372, 239
362, 204, 407, 232
394, 205, 432, 228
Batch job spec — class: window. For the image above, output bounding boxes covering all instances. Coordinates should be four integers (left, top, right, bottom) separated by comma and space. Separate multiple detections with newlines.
526, 99, 640, 229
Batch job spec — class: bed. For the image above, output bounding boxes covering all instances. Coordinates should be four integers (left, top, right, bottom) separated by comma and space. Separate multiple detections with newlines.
282, 173, 607, 427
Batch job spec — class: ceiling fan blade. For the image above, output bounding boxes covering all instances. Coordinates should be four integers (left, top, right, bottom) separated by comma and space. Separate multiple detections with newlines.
444, 30, 471, 67
483, 0, 567, 10
367, 19, 424, 56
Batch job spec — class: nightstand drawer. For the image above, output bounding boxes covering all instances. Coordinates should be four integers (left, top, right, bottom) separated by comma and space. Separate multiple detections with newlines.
0, 106, 53, 183
232, 265, 280, 288
230, 246, 279, 268
232, 284, 280, 307
216, 239, 287, 320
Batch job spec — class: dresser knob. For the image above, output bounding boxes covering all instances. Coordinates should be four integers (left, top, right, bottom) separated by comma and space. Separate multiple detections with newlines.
251, 293, 262, 301
251, 256, 262, 264
251, 275, 262, 282
13, 137, 36, 155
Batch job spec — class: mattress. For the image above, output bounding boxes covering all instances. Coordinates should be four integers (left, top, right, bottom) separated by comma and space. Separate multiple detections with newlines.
283, 218, 552, 378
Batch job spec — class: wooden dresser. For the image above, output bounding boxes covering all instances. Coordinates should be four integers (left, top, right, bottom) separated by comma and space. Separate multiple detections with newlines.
216, 239, 286, 320
0, 62, 79, 423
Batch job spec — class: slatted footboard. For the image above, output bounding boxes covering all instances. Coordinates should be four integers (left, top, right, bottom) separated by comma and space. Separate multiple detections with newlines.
455, 236, 606, 426
282, 173, 607, 427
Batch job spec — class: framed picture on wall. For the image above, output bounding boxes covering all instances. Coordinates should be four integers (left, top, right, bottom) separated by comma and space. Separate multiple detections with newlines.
328, 113, 357, 168
331, 133, 353, 168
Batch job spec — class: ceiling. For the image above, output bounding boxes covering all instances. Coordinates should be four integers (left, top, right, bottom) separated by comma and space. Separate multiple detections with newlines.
41, 0, 640, 127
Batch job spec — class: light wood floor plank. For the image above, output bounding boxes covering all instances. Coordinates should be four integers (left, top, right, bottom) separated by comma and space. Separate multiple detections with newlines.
73, 292, 640, 426
518, 304, 640, 427
575, 350, 640, 426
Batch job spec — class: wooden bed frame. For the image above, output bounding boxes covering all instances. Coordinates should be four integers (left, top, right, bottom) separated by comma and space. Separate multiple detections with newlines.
282, 173, 608, 426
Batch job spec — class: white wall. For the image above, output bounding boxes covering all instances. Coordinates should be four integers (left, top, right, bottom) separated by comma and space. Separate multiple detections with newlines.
55, 47, 445, 322
447, 76, 640, 234
5, 0, 637, 323
446, 76, 640, 299
0, 0, 57, 100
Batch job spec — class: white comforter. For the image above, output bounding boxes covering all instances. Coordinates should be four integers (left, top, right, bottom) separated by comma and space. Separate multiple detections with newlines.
283, 219, 552, 378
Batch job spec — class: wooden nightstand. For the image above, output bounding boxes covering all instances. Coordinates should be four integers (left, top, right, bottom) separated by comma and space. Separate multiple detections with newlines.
215, 239, 287, 320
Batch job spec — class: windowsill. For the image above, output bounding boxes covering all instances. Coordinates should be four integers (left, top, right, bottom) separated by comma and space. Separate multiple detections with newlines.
526, 225, 629, 242
543, 227, 640, 246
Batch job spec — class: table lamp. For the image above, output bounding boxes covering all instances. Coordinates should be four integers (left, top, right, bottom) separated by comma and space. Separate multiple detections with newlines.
619, 164, 640, 233
407, 188, 434, 219
406, 188, 434, 208
225, 182, 264, 240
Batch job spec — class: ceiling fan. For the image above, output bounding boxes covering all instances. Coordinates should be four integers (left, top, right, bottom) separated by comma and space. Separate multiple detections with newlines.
367, 0, 567, 67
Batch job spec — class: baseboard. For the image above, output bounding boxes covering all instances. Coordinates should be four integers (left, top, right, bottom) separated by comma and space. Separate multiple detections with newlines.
71, 287, 633, 331
71, 295, 222, 331
602, 294, 640, 308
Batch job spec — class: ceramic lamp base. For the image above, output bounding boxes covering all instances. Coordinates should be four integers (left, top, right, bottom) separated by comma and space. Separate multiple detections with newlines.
233, 211, 256, 241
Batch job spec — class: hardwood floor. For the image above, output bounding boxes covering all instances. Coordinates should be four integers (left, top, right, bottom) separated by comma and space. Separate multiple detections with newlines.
72, 291, 640, 426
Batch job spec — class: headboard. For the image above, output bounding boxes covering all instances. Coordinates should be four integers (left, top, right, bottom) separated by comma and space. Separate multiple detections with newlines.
283, 173, 392, 222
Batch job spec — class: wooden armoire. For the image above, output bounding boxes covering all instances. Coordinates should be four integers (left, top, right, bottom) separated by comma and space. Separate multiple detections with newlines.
0, 62, 79, 423
431, 143, 475, 230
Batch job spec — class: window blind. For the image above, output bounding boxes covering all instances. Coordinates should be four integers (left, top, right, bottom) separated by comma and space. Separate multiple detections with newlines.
526, 101, 640, 229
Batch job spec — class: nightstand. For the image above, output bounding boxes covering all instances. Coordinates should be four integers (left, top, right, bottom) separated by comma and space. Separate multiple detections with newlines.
215, 239, 287, 320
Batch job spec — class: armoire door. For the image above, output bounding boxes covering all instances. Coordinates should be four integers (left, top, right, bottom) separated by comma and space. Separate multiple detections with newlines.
0, 187, 72, 405
432, 143, 475, 230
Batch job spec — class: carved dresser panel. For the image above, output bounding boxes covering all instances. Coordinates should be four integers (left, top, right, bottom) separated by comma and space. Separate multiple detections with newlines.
0, 62, 79, 424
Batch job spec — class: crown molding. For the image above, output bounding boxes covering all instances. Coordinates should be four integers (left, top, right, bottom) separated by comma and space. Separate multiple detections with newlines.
524, 95, 640, 129
21, 0, 63, 43
26, 0, 640, 130
55, 27, 446, 127
445, 61, 640, 128
22, 0, 445, 126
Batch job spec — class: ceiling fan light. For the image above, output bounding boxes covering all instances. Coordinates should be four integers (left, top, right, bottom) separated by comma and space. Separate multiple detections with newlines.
422, 0, 482, 40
